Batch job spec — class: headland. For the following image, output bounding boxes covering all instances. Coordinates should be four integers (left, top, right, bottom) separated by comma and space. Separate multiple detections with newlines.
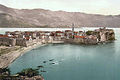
0, 27, 115, 68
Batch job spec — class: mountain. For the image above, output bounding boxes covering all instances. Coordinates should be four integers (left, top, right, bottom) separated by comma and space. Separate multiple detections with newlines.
0, 4, 120, 28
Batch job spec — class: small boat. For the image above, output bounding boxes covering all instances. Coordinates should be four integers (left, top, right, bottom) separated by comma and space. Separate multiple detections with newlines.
43, 61, 47, 63
35, 69, 39, 70
49, 63, 55, 65
41, 70, 47, 72
49, 59, 54, 61
37, 65, 44, 68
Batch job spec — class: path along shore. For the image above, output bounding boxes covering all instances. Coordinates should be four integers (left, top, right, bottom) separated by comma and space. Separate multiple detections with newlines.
0, 42, 46, 68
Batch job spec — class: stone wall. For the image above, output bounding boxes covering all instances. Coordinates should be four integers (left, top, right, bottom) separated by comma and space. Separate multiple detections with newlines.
73, 38, 98, 44
16, 38, 27, 47
16, 38, 41, 47
84, 38, 98, 44
74, 38, 84, 44
0, 38, 16, 46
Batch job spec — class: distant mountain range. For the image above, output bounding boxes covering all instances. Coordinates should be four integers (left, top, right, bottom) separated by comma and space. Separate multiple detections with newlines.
0, 4, 120, 28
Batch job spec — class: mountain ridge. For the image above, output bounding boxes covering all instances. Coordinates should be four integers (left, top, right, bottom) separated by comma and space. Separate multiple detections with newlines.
0, 4, 120, 28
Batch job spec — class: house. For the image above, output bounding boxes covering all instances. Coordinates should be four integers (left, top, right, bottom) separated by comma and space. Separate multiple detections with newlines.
65, 30, 73, 39
78, 31, 85, 36
53, 31, 65, 41
39, 31, 51, 43
16, 36, 32, 47
24, 31, 37, 39
16, 38, 27, 47
44, 31, 51, 36
25, 36, 32, 41
100, 32, 106, 42
54, 35, 62, 41
55, 31, 64, 38
74, 31, 79, 35
74, 35, 98, 44
6, 31, 21, 38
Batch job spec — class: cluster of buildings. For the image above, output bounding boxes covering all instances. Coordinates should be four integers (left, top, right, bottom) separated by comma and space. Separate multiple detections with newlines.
73, 27, 115, 44
0, 27, 115, 47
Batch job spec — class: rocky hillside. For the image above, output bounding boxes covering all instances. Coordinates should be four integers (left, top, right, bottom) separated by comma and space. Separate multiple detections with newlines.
0, 4, 120, 28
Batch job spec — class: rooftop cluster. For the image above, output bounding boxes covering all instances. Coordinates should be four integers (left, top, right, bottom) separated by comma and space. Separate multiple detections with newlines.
0, 27, 115, 47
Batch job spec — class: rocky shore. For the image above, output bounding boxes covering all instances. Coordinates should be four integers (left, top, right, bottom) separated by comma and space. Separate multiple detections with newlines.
0, 42, 46, 68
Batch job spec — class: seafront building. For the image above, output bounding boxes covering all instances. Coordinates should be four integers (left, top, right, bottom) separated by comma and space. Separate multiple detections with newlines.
0, 27, 115, 47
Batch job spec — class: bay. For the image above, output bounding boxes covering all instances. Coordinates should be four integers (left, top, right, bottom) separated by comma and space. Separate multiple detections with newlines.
1, 28, 120, 80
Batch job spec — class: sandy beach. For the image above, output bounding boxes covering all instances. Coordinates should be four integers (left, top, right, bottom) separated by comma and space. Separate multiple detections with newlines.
0, 42, 46, 68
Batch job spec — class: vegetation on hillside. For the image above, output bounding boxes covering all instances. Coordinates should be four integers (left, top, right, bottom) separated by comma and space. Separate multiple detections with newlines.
17, 68, 39, 77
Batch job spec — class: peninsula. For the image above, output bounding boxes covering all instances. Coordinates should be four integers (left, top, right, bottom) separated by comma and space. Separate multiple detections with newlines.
0, 27, 115, 80
0, 27, 115, 68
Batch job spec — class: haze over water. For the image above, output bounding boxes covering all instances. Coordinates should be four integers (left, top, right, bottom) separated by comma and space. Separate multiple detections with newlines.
2, 28, 120, 80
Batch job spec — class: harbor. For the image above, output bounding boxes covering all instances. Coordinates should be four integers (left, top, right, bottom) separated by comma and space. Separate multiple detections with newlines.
8, 28, 120, 80
0, 27, 118, 80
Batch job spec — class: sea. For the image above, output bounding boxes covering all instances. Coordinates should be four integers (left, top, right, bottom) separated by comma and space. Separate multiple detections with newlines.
0, 28, 120, 80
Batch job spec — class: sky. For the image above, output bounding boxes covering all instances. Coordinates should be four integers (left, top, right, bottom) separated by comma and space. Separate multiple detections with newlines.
0, 0, 120, 15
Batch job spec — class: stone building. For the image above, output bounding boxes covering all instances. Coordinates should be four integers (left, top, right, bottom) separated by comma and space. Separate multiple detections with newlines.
16, 38, 28, 47
74, 35, 98, 44
95, 27, 115, 42
16, 36, 34, 47
24, 31, 37, 39
84, 36, 98, 44
0, 35, 16, 46
65, 30, 73, 39
74, 35, 85, 43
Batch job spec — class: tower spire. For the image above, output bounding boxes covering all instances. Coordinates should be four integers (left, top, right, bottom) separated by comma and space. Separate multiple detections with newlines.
72, 23, 75, 39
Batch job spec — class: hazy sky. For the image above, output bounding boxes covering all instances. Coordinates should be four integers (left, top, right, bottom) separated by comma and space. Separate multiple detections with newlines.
0, 0, 119, 15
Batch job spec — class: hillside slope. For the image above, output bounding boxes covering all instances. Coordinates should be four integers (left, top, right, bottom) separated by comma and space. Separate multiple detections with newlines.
0, 4, 120, 28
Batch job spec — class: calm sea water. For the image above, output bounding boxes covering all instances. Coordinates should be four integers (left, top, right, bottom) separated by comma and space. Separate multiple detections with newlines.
1, 28, 120, 80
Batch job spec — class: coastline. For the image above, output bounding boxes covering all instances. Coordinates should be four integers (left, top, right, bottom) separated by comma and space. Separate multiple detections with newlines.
0, 42, 47, 68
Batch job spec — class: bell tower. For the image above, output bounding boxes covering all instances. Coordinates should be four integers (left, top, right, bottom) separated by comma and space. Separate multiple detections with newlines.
72, 23, 75, 39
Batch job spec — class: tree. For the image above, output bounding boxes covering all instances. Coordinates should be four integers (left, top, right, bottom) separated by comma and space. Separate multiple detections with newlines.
0, 68, 11, 75
17, 68, 39, 77
86, 31, 94, 35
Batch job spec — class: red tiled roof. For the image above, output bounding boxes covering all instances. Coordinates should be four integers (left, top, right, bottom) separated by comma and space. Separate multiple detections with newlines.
74, 32, 78, 33
56, 31, 64, 33
50, 32, 55, 36
25, 32, 31, 35
25, 37, 30, 40
65, 30, 72, 32
0, 34, 9, 38
74, 35, 85, 38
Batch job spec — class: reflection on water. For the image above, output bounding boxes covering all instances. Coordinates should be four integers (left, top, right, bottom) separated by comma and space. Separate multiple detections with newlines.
5, 28, 120, 80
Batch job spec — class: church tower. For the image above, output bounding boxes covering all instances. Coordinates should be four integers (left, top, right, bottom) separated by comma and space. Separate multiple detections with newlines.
72, 23, 75, 39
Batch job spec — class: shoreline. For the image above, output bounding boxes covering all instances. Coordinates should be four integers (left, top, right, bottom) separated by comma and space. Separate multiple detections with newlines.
0, 42, 47, 68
